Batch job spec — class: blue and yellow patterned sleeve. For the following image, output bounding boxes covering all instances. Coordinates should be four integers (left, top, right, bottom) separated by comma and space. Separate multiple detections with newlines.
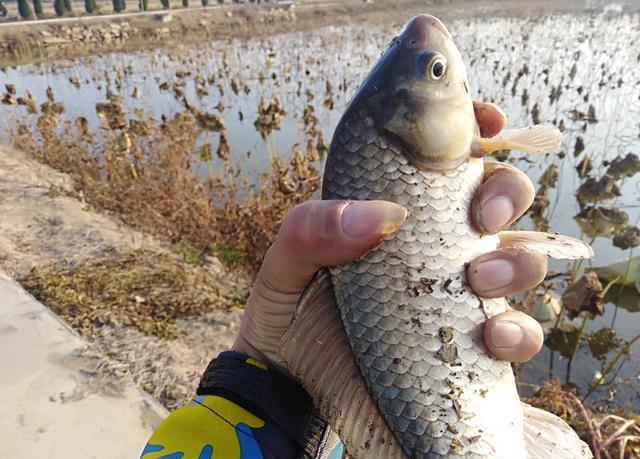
141, 351, 344, 459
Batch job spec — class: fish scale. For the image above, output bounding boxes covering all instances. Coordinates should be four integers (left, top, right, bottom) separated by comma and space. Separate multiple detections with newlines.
322, 109, 525, 458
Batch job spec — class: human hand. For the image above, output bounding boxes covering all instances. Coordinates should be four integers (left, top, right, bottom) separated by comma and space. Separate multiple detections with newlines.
232, 100, 545, 368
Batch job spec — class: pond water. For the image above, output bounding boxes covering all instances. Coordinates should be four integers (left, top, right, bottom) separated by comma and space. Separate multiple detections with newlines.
0, 8, 638, 408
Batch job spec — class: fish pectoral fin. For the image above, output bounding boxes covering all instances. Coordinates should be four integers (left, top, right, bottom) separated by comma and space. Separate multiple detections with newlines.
522, 403, 593, 459
498, 231, 594, 260
472, 125, 562, 157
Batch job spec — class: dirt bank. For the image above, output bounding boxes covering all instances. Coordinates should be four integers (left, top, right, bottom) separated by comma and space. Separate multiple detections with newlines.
0, 146, 248, 409
1, 0, 636, 67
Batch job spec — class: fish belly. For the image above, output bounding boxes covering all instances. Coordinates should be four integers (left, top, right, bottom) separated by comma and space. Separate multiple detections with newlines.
323, 124, 525, 458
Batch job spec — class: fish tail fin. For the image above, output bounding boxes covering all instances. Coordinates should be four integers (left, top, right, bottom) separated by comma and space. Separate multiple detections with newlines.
473, 125, 562, 157
498, 231, 594, 259
522, 403, 593, 458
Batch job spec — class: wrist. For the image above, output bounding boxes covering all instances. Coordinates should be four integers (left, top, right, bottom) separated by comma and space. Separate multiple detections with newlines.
197, 351, 337, 457
231, 334, 269, 366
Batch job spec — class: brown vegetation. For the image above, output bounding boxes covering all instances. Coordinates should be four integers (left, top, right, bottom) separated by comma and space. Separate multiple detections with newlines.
12, 101, 321, 271
528, 381, 640, 459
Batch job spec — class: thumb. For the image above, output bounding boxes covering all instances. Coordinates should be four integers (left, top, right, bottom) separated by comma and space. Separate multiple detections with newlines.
261, 199, 407, 294
236, 200, 406, 364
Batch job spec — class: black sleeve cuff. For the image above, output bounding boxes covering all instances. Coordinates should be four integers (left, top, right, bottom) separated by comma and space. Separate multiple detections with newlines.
197, 351, 337, 459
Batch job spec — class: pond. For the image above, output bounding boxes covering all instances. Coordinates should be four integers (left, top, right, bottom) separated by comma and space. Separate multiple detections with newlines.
0, 7, 638, 409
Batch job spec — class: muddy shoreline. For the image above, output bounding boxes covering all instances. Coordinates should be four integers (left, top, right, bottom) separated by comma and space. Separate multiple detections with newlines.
0, 0, 636, 67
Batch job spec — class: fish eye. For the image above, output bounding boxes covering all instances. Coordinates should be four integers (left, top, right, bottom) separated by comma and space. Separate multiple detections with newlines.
428, 55, 447, 80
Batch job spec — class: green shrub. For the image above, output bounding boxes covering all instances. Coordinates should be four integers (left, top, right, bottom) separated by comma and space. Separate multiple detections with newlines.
84, 0, 96, 13
32, 0, 43, 16
201, 0, 208, 5
112, 0, 124, 12
63, 0, 72, 12
182, 0, 187, 6
138, 0, 148, 10
160, 0, 169, 9
18, 0, 33, 18
53, 0, 65, 16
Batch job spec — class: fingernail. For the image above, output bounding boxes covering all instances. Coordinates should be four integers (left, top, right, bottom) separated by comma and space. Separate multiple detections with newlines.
492, 321, 524, 348
341, 201, 407, 239
492, 102, 507, 120
480, 195, 514, 233
473, 258, 514, 291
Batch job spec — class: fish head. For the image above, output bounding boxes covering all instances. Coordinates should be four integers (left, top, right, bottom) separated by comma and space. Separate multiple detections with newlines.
348, 15, 476, 171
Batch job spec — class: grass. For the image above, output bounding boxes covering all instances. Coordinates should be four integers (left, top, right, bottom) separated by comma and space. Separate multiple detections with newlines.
20, 249, 242, 339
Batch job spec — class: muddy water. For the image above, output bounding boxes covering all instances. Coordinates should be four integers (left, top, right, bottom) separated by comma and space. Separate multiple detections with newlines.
0, 9, 638, 408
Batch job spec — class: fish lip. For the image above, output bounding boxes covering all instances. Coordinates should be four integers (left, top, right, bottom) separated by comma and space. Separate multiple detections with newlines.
404, 150, 470, 172
396, 80, 468, 103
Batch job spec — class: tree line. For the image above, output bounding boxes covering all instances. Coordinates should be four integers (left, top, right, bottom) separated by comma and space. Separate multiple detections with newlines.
6, 0, 218, 19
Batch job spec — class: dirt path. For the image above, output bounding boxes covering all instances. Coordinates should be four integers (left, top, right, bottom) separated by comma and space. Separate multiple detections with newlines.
0, 271, 168, 458
0, 0, 353, 29
0, 146, 247, 410
0, 147, 163, 278
2, 0, 636, 67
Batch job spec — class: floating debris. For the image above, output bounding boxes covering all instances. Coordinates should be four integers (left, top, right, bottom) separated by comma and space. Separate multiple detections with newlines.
587, 328, 621, 362
562, 270, 604, 318
16, 91, 38, 114
216, 133, 230, 161
195, 110, 225, 131
526, 289, 562, 323
530, 164, 558, 232
613, 225, 640, 250
576, 175, 621, 205
576, 156, 592, 178
40, 101, 65, 116
605, 153, 640, 180
574, 206, 629, 238
198, 143, 213, 162
531, 102, 540, 124
69, 76, 81, 88
254, 95, 286, 139
574, 136, 585, 157
96, 102, 126, 130
75, 117, 91, 137
1, 92, 16, 105
129, 118, 152, 137
546, 323, 580, 358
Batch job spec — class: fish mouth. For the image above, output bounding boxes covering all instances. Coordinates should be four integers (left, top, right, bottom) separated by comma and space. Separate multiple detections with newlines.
403, 148, 470, 172
403, 14, 451, 42
402, 80, 469, 103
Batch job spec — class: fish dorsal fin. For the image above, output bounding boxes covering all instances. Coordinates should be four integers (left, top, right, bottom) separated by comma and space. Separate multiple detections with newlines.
522, 403, 593, 459
473, 125, 562, 157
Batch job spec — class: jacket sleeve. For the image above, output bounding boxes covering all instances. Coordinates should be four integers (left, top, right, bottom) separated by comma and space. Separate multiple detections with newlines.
140, 351, 345, 459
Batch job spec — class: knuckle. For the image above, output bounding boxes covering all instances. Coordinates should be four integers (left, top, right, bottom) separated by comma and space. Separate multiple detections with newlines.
278, 200, 343, 251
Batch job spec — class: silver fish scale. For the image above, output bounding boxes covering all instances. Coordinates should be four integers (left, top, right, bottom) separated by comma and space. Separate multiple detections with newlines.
323, 110, 518, 458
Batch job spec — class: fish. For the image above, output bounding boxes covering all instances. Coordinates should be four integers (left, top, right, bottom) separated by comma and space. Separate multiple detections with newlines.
280, 14, 594, 459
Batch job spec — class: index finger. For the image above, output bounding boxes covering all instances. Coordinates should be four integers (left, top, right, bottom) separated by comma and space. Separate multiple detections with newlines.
473, 101, 507, 138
